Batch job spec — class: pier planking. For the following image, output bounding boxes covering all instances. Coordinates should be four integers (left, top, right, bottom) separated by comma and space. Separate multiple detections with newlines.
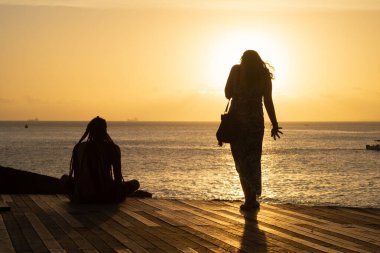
0, 195, 379, 253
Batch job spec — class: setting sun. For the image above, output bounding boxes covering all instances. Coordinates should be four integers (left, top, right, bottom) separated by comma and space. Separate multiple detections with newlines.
205, 30, 289, 94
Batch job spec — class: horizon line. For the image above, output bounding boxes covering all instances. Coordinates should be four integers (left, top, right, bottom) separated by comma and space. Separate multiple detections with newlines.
1, 120, 380, 123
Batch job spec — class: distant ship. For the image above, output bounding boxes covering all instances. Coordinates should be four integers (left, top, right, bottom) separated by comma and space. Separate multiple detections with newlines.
366, 144, 380, 151
27, 117, 39, 122
25, 117, 39, 128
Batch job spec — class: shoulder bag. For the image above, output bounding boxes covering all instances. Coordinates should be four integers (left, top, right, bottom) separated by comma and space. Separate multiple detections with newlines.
216, 98, 239, 146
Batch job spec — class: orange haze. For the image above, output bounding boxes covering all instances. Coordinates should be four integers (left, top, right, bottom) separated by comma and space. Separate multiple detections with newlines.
1, 1, 379, 121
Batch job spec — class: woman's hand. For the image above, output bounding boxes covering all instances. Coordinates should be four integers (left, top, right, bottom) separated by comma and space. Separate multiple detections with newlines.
271, 125, 283, 140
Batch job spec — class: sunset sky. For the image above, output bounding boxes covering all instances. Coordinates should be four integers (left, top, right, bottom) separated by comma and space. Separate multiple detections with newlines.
1, 0, 379, 121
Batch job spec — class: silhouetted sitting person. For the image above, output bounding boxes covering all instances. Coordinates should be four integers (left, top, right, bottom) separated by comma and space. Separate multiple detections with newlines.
65, 116, 140, 203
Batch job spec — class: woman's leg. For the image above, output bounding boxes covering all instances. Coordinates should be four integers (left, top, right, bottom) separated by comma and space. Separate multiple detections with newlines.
232, 129, 264, 210
123, 179, 140, 196
239, 176, 260, 210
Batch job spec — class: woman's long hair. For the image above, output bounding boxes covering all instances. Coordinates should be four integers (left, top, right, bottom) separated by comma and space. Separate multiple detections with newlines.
69, 116, 114, 177
240, 50, 274, 95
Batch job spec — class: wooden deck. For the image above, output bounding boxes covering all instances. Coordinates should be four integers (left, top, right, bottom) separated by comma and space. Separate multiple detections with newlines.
0, 195, 379, 253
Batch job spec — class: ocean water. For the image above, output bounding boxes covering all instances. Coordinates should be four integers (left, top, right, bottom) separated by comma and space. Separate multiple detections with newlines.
0, 121, 379, 208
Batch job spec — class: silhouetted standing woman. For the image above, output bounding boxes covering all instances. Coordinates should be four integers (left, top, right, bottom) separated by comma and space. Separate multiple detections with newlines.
225, 50, 282, 210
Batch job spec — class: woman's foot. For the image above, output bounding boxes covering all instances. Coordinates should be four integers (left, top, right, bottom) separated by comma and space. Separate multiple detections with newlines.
240, 200, 260, 211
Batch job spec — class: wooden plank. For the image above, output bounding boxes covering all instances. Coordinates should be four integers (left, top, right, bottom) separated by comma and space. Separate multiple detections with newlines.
12, 194, 29, 207
31, 195, 100, 252
116, 202, 218, 253
0, 196, 10, 212
182, 248, 199, 253
57, 194, 69, 201
340, 207, 380, 224
41, 195, 84, 228
297, 223, 379, 252
68, 212, 120, 253
115, 249, 134, 253
257, 212, 368, 252
1, 195, 13, 203
107, 211, 134, 227
22, 195, 82, 252
122, 198, 160, 212
281, 204, 380, 237
106, 209, 186, 253
25, 212, 65, 252
120, 207, 160, 227
143, 199, 234, 227
156, 209, 221, 227
180, 226, 240, 253
258, 206, 380, 248
86, 212, 152, 253
206, 204, 339, 253
139, 199, 188, 211
251, 203, 380, 243
309, 206, 380, 236
198, 201, 367, 253
141, 201, 286, 251
228, 224, 308, 253
140, 226, 201, 253
207, 206, 370, 253
200, 208, 329, 253
2, 196, 34, 253
360, 208, 380, 216
148, 201, 227, 228
179, 201, 322, 252
72, 204, 131, 252
0, 215, 16, 253
150, 211, 186, 227
178, 201, 320, 253
261, 212, 371, 252
266, 204, 380, 245
312, 206, 380, 225
101, 211, 160, 251
155, 209, 243, 251
7, 195, 48, 252
137, 211, 226, 253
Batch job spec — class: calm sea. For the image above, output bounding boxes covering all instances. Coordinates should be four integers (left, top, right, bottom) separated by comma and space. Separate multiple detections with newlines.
0, 121, 379, 208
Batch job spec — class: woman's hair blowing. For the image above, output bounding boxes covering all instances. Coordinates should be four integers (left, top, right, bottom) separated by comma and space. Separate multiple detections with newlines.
241, 50, 274, 80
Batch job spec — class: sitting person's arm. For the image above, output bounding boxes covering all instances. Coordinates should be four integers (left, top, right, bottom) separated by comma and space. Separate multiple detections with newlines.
112, 144, 123, 183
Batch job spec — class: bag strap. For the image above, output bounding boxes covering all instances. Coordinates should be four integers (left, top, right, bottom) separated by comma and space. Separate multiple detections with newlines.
224, 98, 232, 113
223, 65, 239, 114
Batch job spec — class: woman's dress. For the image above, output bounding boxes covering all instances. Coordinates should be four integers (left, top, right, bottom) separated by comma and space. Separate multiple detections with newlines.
229, 67, 266, 196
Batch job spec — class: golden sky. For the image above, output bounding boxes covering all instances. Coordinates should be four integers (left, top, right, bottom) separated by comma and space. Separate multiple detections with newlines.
0, 0, 379, 121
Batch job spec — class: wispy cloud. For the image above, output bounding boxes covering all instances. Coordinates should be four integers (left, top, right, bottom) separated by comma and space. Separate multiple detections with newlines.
24, 96, 44, 104
0, 97, 13, 104
1, 0, 379, 10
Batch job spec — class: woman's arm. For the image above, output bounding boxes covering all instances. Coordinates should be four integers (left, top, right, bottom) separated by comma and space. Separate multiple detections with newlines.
112, 144, 123, 182
225, 65, 239, 99
263, 78, 283, 140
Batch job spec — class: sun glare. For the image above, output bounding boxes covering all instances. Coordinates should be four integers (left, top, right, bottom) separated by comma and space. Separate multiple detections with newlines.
206, 31, 288, 94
